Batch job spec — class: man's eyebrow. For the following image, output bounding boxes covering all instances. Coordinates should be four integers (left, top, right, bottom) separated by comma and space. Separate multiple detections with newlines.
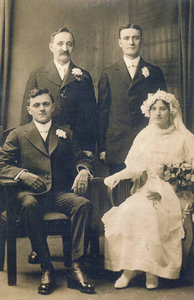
122, 35, 140, 39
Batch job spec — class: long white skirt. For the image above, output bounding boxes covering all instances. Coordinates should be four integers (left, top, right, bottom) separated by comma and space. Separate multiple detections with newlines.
102, 176, 185, 279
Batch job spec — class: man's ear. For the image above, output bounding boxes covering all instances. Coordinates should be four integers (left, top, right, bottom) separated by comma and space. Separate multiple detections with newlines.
118, 39, 122, 49
52, 103, 55, 112
26, 106, 32, 115
49, 43, 53, 53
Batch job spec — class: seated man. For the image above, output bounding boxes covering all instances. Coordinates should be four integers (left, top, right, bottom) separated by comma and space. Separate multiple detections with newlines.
0, 87, 95, 295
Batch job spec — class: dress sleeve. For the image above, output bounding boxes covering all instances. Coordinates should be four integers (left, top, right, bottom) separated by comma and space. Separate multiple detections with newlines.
124, 128, 148, 175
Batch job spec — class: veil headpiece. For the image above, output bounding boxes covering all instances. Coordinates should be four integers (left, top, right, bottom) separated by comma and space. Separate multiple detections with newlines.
141, 89, 180, 118
141, 89, 194, 146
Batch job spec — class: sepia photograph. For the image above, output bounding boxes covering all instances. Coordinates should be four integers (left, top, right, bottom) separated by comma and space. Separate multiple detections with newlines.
0, 0, 194, 299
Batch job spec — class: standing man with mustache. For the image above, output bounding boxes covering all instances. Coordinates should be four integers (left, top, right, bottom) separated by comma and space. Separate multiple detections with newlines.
21, 27, 97, 158
98, 24, 167, 175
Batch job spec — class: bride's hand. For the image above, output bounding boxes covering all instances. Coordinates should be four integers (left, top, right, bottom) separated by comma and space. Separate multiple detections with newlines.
104, 174, 121, 189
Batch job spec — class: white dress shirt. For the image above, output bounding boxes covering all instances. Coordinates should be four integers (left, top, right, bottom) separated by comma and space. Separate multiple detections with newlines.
34, 120, 52, 141
54, 60, 70, 80
123, 55, 140, 79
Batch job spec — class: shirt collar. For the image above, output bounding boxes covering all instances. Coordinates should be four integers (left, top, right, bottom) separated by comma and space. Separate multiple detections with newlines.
34, 120, 52, 133
54, 60, 70, 73
123, 55, 140, 67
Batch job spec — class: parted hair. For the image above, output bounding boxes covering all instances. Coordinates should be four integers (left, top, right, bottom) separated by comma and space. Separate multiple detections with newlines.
118, 24, 143, 38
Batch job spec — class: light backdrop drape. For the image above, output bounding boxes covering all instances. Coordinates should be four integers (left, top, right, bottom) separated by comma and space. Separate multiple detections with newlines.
0, 0, 14, 128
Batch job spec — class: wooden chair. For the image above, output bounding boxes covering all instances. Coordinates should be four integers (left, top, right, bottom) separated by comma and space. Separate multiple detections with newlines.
107, 178, 194, 272
0, 177, 72, 286
0, 126, 105, 285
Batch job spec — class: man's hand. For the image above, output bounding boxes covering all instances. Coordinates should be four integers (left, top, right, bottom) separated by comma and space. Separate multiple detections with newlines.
72, 169, 89, 196
19, 172, 46, 192
83, 150, 94, 158
99, 151, 107, 164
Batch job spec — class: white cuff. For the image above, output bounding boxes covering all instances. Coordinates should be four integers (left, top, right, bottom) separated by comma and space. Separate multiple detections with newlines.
77, 165, 93, 177
14, 169, 28, 181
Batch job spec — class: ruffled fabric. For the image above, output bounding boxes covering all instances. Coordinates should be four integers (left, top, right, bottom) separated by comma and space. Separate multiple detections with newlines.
102, 124, 194, 279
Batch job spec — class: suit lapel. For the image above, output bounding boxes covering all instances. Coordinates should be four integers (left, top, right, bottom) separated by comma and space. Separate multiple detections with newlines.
25, 122, 60, 156
44, 60, 62, 87
24, 122, 49, 156
116, 58, 132, 87
61, 61, 76, 89
48, 125, 60, 155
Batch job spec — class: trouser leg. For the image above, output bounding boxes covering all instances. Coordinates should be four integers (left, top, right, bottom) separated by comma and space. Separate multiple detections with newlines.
19, 195, 50, 261
54, 192, 93, 262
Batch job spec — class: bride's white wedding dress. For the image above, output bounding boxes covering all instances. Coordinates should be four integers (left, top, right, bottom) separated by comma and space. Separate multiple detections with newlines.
102, 124, 194, 279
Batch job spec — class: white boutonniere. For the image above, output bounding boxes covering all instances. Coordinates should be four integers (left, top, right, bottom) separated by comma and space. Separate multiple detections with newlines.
72, 68, 89, 81
56, 129, 67, 139
142, 67, 150, 78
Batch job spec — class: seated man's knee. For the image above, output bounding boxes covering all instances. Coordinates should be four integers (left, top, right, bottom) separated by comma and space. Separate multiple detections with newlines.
21, 195, 38, 209
78, 197, 93, 211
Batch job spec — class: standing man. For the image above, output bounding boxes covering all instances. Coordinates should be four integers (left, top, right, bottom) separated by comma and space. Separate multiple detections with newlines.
21, 27, 97, 157
0, 88, 95, 295
98, 24, 167, 175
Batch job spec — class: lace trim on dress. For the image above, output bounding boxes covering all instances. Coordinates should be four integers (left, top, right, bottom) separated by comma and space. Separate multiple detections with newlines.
149, 124, 176, 135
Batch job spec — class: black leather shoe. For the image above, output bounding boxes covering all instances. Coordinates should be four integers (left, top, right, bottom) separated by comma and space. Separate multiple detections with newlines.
28, 251, 40, 264
67, 262, 95, 294
38, 267, 55, 295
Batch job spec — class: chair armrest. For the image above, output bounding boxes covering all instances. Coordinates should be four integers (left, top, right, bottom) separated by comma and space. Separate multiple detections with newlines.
107, 178, 132, 207
0, 178, 18, 221
0, 178, 17, 186
88, 177, 106, 208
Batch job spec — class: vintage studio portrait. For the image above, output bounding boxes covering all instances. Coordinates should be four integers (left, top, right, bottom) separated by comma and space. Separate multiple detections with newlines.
0, 0, 193, 299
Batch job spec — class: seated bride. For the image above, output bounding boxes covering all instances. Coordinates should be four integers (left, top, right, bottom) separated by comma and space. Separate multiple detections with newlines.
102, 90, 194, 290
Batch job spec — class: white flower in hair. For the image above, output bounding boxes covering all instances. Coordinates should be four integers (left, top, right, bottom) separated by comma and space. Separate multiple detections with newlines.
141, 89, 180, 118
56, 129, 67, 139
141, 67, 150, 78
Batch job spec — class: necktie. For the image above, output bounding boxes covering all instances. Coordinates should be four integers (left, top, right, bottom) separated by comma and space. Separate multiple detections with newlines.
39, 129, 49, 141
128, 63, 136, 79
63, 67, 67, 80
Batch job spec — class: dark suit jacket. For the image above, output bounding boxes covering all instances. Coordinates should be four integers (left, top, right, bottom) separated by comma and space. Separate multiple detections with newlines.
0, 121, 94, 200
98, 57, 167, 165
21, 61, 97, 153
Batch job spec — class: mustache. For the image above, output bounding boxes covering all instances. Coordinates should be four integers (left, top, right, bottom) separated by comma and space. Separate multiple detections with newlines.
60, 50, 70, 55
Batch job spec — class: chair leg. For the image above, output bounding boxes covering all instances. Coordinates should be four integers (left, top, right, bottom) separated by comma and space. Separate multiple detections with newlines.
5, 185, 17, 285
0, 222, 6, 271
7, 229, 17, 285
62, 223, 72, 268
182, 213, 193, 272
